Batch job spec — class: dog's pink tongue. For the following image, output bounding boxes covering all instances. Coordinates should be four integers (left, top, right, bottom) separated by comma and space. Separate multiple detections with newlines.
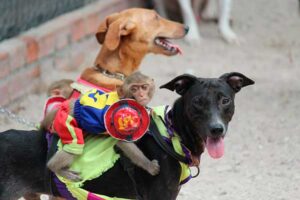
171, 43, 183, 55
206, 137, 224, 159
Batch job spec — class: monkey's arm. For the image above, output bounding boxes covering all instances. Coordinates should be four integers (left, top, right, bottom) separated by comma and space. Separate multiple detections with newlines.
47, 150, 81, 181
116, 141, 160, 176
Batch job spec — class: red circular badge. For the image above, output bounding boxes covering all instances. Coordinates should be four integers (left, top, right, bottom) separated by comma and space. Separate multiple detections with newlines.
104, 99, 150, 141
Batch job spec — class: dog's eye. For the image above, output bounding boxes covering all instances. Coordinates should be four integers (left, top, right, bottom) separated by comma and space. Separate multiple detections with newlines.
192, 96, 203, 105
221, 97, 231, 105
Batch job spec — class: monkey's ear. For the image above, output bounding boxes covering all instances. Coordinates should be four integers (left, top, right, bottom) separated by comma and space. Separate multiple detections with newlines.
116, 85, 124, 97
50, 89, 61, 96
219, 72, 255, 93
160, 74, 198, 95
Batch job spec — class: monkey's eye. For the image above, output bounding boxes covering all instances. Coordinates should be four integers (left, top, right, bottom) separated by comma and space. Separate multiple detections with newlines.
130, 86, 138, 93
141, 84, 150, 91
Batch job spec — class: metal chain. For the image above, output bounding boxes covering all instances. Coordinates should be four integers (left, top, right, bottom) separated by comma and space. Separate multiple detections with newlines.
0, 105, 37, 128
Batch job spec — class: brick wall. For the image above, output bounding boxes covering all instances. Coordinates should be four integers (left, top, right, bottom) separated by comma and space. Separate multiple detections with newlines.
0, 0, 145, 106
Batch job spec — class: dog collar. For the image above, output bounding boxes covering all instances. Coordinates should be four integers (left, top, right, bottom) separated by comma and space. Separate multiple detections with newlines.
94, 65, 126, 81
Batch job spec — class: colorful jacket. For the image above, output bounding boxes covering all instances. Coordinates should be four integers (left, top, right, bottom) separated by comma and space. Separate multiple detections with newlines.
53, 89, 120, 155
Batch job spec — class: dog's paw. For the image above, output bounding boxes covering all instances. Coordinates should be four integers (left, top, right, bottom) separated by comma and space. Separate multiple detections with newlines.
220, 28, 240, 45
147, 159, 160, 176
184, 34, 202, 45
58, 169, 82, 182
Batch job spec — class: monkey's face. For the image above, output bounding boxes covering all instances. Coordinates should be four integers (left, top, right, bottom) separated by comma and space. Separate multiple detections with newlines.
129, 83, 152, 106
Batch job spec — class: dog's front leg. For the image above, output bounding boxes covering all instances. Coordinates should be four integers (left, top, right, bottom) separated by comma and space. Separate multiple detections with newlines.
178, 0, 201, 43
218, 0, 239, 44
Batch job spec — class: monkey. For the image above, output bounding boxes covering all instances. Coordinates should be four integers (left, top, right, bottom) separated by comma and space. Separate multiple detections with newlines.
44, 72, 159, 181
46, 79, 74, 99
41, 79, 74, 131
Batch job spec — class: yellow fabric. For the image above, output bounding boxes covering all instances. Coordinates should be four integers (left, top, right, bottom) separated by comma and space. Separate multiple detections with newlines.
79, 90, 119, 109
152, 106, 191, 184
56, 135, 133, 199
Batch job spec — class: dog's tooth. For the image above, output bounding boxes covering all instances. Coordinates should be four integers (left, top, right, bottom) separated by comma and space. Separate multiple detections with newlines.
155, 38, 161, 45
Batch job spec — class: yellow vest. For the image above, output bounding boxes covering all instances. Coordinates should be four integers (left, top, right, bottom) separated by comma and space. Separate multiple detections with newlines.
151, 106, 192, 185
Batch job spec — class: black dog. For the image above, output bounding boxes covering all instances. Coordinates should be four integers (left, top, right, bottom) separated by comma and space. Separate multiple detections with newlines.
0, 72, 254, 200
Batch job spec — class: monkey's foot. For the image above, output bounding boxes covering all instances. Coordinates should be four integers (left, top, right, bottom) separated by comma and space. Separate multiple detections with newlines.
146, 159, 160, 176
58, 169, 82, 182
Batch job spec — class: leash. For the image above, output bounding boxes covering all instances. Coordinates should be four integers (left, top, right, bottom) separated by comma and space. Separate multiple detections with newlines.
0, 105, 37, 128
190, 166, 200, 178
149, 116, 189, 164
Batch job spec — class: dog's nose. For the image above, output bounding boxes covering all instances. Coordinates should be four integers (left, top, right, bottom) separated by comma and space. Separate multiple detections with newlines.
210, 124, 224, 136
184, 25, 189, 34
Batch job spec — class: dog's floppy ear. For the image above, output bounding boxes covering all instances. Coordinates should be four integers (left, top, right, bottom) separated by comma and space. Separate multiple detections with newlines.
96, 13, 120, 44
96, 14, 136, 51
160, 74, 198, 95
104, 19, 136, 51
220, 72, 255, 93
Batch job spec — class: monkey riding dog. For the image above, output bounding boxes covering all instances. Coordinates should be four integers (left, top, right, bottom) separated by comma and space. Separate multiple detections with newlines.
0, 72, 254, 200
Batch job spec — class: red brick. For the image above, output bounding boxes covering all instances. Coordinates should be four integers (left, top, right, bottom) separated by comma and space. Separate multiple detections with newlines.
39, 57, 55, 81
38, 33, 55, 58
80, 37, 98, 55
85, 13, 100, 36
21, 36, 39, 64
0, 80, 10, 105
8, 72, 29, 101
0, 52, 10, 79
8, 64, 40, 101
26, 64, 41, 78
0, 39, 26, 71
39, 56, 54, 70
70, 42, 86, 69
23, 28, 55, 59
55, 26, 71, 50
54, 49, 72, 71
0, 64, 10, 80
71, 53, 85, 70
71, 19, 86, 42
0, 52, 8, 60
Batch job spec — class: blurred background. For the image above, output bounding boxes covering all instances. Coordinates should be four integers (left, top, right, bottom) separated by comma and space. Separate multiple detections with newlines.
0, 0, 299, 200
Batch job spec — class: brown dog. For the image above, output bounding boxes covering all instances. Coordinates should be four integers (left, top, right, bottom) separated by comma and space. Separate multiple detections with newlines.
78, 8, 188, 91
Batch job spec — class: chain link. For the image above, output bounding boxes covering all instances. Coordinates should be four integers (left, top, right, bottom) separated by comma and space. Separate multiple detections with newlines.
0, 105, 37, 128
0, 0, 98, 41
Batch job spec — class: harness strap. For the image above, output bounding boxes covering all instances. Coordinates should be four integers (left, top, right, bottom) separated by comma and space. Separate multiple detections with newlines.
149, 116, 189, 164
46, 134, 61, 196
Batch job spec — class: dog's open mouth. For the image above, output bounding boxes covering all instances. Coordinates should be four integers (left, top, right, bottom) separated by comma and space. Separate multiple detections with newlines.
205, 137, 225, 159
154, 37, 183, 55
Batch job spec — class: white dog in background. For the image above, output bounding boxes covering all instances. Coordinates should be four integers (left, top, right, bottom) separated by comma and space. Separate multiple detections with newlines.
152, 0, 239, 44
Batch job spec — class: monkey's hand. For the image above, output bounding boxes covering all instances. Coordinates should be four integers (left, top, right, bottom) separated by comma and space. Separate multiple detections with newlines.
58, 169, 82, 182
147, 159, 160, 176
47, 150, 82, 181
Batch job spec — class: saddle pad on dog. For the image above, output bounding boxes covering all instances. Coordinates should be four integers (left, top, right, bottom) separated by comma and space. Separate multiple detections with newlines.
56, 135, 132, 200
55, 106, 190, 199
